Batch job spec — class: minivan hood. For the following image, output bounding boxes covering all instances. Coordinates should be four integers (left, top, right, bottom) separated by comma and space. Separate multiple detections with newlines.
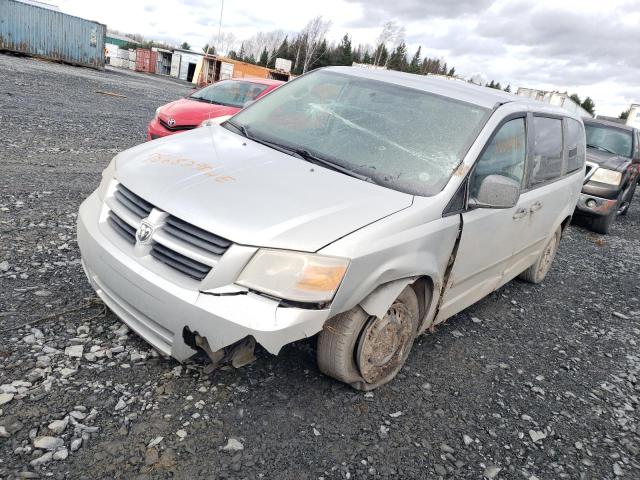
114, 126, 413, 251
159, 99, 239, 127
586, 148, 630, 172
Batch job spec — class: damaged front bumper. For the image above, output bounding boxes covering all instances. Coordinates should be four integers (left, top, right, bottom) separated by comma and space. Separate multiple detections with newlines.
77, 191, 331, 361
574, 192, 618, 217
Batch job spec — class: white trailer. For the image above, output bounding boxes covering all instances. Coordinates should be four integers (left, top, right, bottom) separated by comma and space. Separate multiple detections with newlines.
516, 88, 593, 118
626, 104, 640, 129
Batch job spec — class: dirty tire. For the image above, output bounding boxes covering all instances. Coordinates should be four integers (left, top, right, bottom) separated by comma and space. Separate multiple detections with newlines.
317, 286, 419, 391
618, 182, 636, 216
519, 227, 561, 284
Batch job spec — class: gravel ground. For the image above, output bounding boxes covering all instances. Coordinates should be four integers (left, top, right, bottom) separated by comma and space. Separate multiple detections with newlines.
1, 53, 639, 480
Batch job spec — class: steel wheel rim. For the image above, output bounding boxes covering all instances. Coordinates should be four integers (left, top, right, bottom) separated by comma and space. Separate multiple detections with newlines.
356, 302, 413, 384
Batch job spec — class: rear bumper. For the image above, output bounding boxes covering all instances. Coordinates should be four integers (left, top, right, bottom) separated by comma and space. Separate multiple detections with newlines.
77, 191, 330, 360
574, 192, 617, 217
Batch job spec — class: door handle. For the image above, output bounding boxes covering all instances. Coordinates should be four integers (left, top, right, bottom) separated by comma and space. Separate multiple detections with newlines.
530, 201, 543, 213
512, 208, 528, 220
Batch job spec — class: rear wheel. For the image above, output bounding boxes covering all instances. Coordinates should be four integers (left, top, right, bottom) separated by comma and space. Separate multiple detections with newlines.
519, 227, 561, 284
317, 286, 419, 390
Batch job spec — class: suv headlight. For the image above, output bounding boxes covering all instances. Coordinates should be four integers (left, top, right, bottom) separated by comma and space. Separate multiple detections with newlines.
155, 107, 162, 120
590, 168, 622, 185
97, 157, 116, 200
236, 249, 349, 303
200, 115, 232, 128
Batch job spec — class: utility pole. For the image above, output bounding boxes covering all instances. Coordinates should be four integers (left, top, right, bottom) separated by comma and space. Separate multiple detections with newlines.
217, 0, 224, 54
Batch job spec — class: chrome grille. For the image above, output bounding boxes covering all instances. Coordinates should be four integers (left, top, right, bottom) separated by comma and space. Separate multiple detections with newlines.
105, 182, 229, 281
114, 183, 153, 219
150, 243, 211, 280
159, 118, 196, 131
107, 211, 136, 244
164, 215, 231, 256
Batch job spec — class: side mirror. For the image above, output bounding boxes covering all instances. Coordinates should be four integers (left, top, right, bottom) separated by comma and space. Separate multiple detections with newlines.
470, 174, 520, 209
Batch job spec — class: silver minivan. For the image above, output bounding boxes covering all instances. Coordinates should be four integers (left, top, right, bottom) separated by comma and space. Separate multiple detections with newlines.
77, 67, 585, 390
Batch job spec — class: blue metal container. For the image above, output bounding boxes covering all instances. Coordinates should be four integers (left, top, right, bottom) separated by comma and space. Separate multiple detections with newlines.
0, 0, 105, 69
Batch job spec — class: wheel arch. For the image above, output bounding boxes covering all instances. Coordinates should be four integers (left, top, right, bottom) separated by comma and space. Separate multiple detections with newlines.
359, 275, 436, 332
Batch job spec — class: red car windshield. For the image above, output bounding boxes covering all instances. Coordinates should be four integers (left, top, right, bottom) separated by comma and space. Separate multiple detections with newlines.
189, 81, 269, 108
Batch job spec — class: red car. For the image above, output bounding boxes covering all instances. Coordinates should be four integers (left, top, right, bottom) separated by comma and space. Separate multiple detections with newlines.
147, 78, 284, 140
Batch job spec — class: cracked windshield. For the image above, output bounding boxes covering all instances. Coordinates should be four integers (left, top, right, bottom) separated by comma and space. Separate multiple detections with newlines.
231, 70, 489, 195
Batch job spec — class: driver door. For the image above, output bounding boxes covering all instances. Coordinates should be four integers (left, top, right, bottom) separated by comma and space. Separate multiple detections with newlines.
437, 116, 531, 321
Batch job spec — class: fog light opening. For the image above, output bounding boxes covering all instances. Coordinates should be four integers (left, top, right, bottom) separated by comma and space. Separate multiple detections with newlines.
586, 199, 597, 208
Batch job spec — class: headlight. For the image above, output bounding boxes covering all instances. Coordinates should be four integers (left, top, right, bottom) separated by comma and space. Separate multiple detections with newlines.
236, 249, 349, 303
97, 157, 116, 200
200, 115, 232, 128
155, 107, 162, 120
590, 168, 622, 185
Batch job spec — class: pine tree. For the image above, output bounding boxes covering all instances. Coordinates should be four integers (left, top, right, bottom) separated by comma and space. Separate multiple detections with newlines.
258, 48, 269, 66
581, 97, 596, 115
504, 84, 511, 92
363, 51, 372, 64
447, 67, 455, 77
408, 46, 421, 73
337, 34, 353, 66
387, 42, 408, 71
238, 43, 246, 61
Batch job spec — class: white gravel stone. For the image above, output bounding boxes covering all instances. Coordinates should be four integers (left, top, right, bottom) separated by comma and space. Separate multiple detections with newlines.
389, 411, 403, 418
147, 436, 164, 448
0, 384, 17, 394
222, 438, 244, 452
528, 430, 547, 443
0, 393, 14, 405
53, 448, 69, 460
114, 398, 127, 411
613, 463, 623, 476
23, 334, 37, 344
176, 429, 187, 440
30, 451, 54, 466
463, 434, 473, 446
33, 436, 64, 450
65, 345, 83, 358
0, 426, 9, 438
70, 438, 82, 452
483, 465, 501, 479
48, 417, 69, 435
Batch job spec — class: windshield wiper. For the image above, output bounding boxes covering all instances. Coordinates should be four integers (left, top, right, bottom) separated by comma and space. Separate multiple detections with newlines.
587, 143, 617, 155
290, 148, 376, 183
224, 121, 298, 155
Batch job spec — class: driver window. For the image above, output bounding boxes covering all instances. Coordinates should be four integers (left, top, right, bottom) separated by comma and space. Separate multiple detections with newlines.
470, 118, 526, 198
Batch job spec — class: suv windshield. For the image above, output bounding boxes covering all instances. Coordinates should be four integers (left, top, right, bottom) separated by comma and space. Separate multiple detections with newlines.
585, 123, 633, 158
228, 70, 490, 196
190, 81, 268, 108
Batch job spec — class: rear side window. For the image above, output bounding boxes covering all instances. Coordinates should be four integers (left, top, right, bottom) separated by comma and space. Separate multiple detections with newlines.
565, 119, 586, 173
529, 117, 563, 186
470, 118, 526, 198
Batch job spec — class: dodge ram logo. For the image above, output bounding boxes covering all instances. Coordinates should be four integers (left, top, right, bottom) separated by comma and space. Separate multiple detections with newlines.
136, 221, 154, 244
167, 117, 176, 127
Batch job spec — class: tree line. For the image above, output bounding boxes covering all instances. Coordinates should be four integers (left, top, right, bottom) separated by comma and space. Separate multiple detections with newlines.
110, 18, 600, 115
213, 19, 459, 78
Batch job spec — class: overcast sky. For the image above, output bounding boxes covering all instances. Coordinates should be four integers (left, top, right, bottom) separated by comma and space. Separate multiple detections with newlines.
55, 0, 640, 116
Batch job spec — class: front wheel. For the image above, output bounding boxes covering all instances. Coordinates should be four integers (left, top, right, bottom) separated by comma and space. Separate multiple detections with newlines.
317, 286, 419, 390
618, 181, 636, 216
